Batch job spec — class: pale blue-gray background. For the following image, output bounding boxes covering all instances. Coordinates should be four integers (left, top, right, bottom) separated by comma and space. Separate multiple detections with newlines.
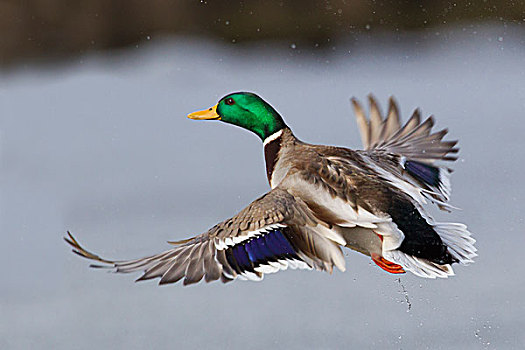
1, 24, 524, 349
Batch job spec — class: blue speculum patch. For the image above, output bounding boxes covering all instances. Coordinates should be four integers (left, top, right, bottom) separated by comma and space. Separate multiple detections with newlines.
405, 160, 440, 187
225, 229, 301, 274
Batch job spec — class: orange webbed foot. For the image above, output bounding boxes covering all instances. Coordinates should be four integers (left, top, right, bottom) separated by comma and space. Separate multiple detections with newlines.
371, 253, 405, 274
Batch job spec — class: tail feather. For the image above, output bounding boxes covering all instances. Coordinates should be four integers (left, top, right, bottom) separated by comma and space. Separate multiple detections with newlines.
384, 250, 455, 279
351, 96, 476, 279
382, 221, 476, 279
434, 223, 477, 264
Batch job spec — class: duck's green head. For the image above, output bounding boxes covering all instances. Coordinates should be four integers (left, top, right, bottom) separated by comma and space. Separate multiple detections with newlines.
188, 92, 287, 141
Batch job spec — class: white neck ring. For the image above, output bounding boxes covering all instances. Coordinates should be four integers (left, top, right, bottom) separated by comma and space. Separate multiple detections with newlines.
263, 129, 283, 147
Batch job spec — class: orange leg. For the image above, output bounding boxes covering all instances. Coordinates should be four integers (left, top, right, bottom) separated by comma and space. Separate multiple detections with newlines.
371, 253, 405, 274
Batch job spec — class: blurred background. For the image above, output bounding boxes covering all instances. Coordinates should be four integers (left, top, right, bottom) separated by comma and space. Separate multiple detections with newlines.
2, 1, 525, 349
2, 0, 525, 66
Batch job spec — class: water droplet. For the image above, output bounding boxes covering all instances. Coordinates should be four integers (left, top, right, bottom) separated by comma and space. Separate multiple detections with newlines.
225, 20, 230, 25
498, 36, 503, 42
146, 36, 151, 40
290, 43, 296, 49
365, 24, 371, 30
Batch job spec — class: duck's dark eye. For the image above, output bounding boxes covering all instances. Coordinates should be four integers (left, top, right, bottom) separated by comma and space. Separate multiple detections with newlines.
225, 98, 235, 105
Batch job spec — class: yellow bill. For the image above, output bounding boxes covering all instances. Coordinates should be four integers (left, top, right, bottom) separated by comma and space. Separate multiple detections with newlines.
187, 104, 220, 120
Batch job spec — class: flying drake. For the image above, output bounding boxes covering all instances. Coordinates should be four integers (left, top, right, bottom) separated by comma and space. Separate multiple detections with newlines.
66, 92, 477, 285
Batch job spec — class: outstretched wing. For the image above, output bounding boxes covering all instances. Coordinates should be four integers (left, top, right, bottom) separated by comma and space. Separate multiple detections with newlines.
351, 95, 459, 208
65, 188, 346, 286
352, 95, 458, 161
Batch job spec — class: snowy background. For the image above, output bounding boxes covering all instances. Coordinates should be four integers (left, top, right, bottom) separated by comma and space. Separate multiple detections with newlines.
2, 24, 525, 349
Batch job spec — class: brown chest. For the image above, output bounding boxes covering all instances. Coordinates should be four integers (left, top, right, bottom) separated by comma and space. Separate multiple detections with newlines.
263, 133, 283, 186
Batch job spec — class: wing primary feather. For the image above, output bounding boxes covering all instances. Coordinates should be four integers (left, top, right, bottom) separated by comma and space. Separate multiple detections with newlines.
381, 96, 401, 141
351, 97, 370, 149
159, 244, 200, 285
183, 243, 208, 285
66, 188, 348, 285
203, 241, 222, 282
368, 95, 383, 147
395, 108, 421, 139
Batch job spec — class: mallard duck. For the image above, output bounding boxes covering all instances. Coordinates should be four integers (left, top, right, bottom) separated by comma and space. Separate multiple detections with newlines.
65, 92, 476, 285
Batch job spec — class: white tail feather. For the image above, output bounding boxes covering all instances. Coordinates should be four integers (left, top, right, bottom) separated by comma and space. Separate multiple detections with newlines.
384, 250, 455, 279
383, 221, 476, 279
434, 223, 477, 264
